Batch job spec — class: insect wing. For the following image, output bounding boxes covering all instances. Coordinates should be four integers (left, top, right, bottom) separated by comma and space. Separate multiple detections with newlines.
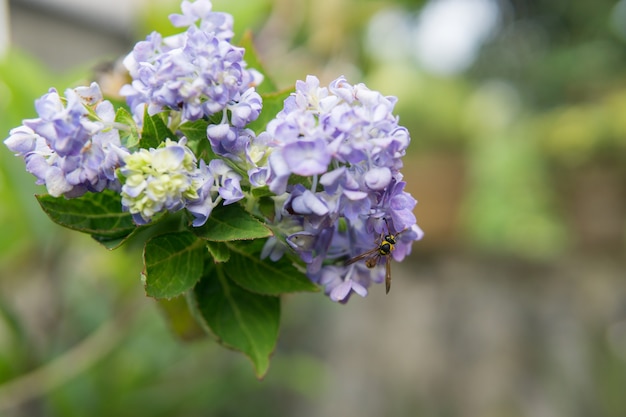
345, 247, 380, 266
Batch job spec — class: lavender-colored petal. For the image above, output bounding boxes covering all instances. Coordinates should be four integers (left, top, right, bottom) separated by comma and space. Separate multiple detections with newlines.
282, 139, 330, 176
4, 126, 39, 154
44, 166, 73, 197
287, 188, 329, 216
329, 279, 353, 302
364, 167, 392, 190
319, 166, 346, 194
260, 236, 286, 262
350, 279, 368, 297
248, 166, 269, 187
187, 196, 215, 227
169, 0, 214, 27
343, 197, 371, 222
74, 82, 103, 105
218, 177, 244, 204
286, 232, 317, 252
267, 151, 291, 195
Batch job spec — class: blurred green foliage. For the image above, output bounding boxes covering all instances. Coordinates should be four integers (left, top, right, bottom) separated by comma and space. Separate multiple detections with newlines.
0, 51, 57, 259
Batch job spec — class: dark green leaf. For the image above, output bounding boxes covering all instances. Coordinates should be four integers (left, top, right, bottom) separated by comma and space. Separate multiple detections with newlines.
36, 190, 135, 240
90, 223, 157, 250
115, 107, 140, 150
143, 231, 205, 299
178, 119, 218, 161
94, 210, 182, 250
194, 267, 280, 378
194, 204, 272, 242
256, 195, 277, 222
92, 234, 132, 250
206, 241, 231, 263
251, 185, 274, 198
140, 110, 176, 149
178, 119, 208, 142
224, 240, 318, 295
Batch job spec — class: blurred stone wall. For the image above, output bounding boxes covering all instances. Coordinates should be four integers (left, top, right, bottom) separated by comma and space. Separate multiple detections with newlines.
7, 0, 136, 72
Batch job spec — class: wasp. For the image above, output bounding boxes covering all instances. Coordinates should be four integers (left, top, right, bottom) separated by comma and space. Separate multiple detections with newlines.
344, 219, 406, 294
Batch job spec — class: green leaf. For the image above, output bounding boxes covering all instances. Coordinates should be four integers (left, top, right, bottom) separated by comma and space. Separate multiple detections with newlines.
90, 224, 154, 250
178, 119, 208, 142
93, 210, 180, 250
194, 267, 280, 378
251, 186, 274, 199
140, 110, 176, 149
206, 241, 231, 263
256, 195, 277, 221
224, 240, 318, 295
194, 204, 272, 242
36, 190, 135, 240
178, 119, 218, 161
92, 234, 133, 250
143, 231, 206, 299
246, 88, 293, 134
239, 30, 278, 94
115, 107, 140, 150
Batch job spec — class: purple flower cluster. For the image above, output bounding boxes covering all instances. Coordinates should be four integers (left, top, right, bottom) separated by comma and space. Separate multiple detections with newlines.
3, 0, 422, 303
120, 0, 263, 125
186, 158, 244, 227
4, 83, 127, 197
258, 75, 423, 301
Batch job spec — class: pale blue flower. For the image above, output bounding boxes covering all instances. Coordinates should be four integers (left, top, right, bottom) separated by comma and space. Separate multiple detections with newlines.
121, 0, 262, 124
256, 75, 423, 301
4, 83, 126, 197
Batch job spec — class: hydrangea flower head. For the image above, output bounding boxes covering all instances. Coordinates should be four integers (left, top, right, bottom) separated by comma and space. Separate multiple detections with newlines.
258, 75, 424, 302
4, 82, 127, 197
120, 0, 263, 124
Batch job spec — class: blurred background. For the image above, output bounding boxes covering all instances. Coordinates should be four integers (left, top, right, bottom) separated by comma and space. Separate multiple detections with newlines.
1, 0, 626, 416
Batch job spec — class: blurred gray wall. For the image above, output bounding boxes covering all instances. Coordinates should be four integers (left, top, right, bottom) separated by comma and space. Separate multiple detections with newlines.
6, 0, 144, 71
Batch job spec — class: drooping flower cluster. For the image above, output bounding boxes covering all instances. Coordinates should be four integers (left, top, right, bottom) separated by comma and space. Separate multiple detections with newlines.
4, 83, 127, 198
257, 75, 423, 301
120, 0, 262, 125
